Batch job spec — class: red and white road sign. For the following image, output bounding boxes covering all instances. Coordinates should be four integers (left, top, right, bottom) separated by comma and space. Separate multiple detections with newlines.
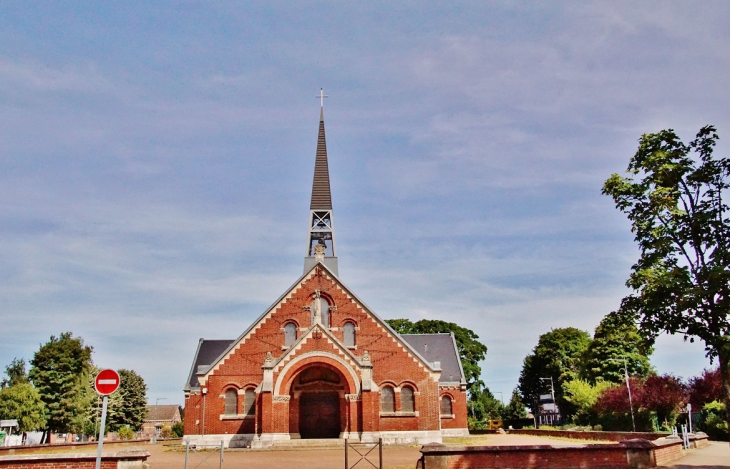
95, 369, 120, 395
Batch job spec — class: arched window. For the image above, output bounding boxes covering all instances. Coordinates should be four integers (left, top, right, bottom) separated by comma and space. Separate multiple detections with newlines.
244, 388, 256, 416
343, 322, 355, 347
224, 389, 238, 415
284, 322, 297, 346
310, 298, 330, 327
401, 386, 415, 413
441, 395, 453, 415
381, 386, 395, 413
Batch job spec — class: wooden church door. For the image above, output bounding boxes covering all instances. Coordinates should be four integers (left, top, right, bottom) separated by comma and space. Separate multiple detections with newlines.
299, 392, 340, 439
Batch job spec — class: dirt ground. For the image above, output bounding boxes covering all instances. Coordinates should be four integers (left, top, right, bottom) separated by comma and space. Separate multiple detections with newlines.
31, 434, 730, 468
137, 434, 618, 469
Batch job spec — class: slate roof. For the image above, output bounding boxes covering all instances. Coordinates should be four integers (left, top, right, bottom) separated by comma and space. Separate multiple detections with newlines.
185, 339, 235, 389
145, 405, 181, 422
186, 331, 464, 391
401, 333, 465, 384
310, 107, 332, 210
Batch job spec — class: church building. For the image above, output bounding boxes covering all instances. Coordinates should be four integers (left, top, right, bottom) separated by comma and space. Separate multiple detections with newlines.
183, 97, 469, 448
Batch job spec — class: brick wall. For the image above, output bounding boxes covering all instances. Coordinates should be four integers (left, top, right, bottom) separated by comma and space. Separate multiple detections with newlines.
439, 388, 468, 431
0, 440, 148, 457
418, 439, 684, 469
0, 450, 149, 469
652, 439, 684, 466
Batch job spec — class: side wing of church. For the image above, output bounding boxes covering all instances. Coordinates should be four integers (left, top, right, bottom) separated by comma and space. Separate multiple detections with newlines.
183, 96, 469, 448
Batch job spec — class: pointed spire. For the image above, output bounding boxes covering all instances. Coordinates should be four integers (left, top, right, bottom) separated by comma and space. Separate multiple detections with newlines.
304, 89, 338, 276
310, 107, 332, 210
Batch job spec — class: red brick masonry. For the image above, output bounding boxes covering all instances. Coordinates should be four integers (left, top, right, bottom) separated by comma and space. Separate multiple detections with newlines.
0, 440, 149, 457
0, 450, 150, 469
418, 439, 684, 469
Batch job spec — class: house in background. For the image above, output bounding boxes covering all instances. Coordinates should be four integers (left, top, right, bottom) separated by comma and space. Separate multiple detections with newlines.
143, 405, 182, 438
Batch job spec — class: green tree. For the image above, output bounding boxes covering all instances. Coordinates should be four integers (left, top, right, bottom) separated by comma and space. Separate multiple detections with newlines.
107, 370, 148, 432
503, 388, 527, 420
0, 383, 48, 432
385, 319, 488, 392
603, 126, 730, 435
467, 388, 504, 425
28, 332, 94, 435
581, 312, 654, 384
562, 379, 614, 425
1, 358, 29, 389
518, 327, 592, 417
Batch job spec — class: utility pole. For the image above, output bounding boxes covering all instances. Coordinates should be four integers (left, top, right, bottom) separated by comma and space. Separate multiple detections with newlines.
608, 357, 636, 432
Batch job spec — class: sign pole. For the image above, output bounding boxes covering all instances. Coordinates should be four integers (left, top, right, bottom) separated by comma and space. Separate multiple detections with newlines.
95, 394, 109, 469
93, 369, 120, 469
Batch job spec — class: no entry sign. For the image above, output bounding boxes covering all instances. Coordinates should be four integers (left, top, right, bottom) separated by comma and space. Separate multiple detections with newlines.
95, 369, 120, 395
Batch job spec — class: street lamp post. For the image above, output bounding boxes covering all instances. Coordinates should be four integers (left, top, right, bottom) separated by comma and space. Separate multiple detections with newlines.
609, 357, 636, 432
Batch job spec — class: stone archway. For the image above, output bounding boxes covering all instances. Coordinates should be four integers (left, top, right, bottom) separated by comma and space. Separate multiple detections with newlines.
289, 365, 347, 439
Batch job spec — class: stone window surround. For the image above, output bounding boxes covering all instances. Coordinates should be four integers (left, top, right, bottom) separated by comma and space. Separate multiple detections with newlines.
379, 411, 419, 417
219, 386, 256, 419
220, 414, 255, 420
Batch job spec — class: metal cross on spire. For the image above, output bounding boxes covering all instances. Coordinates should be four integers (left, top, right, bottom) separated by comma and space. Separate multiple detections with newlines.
316, 88, 328, 107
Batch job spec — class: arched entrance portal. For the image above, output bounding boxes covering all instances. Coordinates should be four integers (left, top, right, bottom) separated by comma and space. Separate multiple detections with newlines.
290, 365, 347, 439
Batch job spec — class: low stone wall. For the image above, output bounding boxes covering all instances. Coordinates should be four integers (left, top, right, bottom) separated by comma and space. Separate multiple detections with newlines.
507, 429, 670, 442
0, 449, 150, 469
0, 439, 150, 456
418, 438, 684, 469
688, 433, 709, 448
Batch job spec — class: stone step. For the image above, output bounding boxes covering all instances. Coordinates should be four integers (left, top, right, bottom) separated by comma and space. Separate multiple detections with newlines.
274, 438, 373, 448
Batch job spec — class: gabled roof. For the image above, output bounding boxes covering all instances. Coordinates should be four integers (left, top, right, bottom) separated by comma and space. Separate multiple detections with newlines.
185, 262, 440, 390
145, 405, 181, 422
401, 333, 465, 384
185, 339, 235, 390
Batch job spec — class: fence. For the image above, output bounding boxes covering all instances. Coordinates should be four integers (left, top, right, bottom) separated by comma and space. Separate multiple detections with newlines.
345, 438, 382, 469
185, 441, 223, 469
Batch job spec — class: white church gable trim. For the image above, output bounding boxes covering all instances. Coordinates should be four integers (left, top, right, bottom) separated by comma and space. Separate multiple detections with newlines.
198, 269, 318, 386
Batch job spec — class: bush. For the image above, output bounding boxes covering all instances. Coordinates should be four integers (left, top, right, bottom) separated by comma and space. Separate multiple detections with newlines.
698, 401, 729, 441
172, 421, 184, 438
117, 426, 135, 440
468, 417, 490, 430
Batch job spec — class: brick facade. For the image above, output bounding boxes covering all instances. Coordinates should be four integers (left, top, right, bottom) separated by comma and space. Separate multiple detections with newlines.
183, 264, 468, 447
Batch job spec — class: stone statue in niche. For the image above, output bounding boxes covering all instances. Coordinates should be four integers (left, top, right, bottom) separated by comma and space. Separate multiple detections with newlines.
314, 241, 326, 261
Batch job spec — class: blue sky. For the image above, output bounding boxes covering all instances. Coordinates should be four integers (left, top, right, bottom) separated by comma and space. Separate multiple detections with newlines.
1, 1, 728, 406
